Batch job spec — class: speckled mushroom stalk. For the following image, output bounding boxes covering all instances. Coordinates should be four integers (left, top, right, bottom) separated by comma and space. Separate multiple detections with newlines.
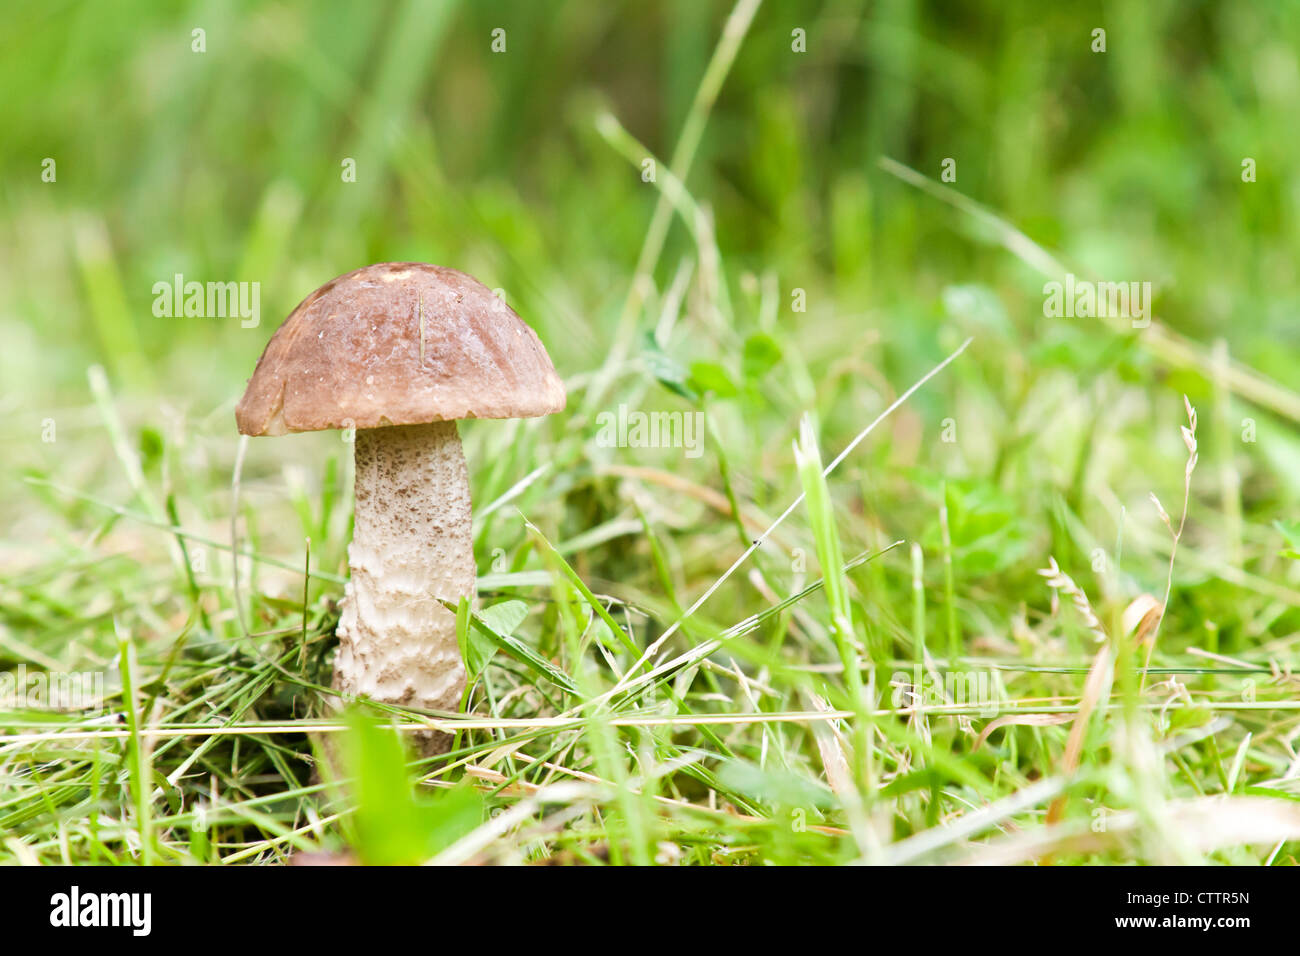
235, 262, 565, 759
334, 421, 473, 750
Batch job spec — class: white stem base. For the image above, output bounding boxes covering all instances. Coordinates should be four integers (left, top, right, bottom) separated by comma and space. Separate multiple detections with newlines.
334, 421, 474, 753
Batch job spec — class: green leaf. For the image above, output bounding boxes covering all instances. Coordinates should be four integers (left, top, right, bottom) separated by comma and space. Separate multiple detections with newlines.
590, 616, 619, 653
137, 426, 164, 471
1166, 705, 1214, 732
462, 599, 528, 680
342, 710, 484, 865
466, 604, 581, 695
741, 332, 782, 381
643, 332, 699, 401
689, 360, 738, 397
718, 758, 835, 810
479, 599, 528, 637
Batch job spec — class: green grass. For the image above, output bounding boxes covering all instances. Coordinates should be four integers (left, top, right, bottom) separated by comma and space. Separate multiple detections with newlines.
2, 0, 1300, 865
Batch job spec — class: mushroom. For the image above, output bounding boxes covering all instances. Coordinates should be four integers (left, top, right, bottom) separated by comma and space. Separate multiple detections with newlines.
235, 262, 565, 753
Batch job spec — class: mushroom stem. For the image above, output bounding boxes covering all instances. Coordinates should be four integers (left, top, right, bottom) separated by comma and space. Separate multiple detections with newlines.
334, 420, 473, 754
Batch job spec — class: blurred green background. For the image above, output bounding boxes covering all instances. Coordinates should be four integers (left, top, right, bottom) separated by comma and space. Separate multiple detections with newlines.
5, 1, 1297, 384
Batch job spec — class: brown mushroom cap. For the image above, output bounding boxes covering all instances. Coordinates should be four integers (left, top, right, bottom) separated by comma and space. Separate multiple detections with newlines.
236, 262, 566, 436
